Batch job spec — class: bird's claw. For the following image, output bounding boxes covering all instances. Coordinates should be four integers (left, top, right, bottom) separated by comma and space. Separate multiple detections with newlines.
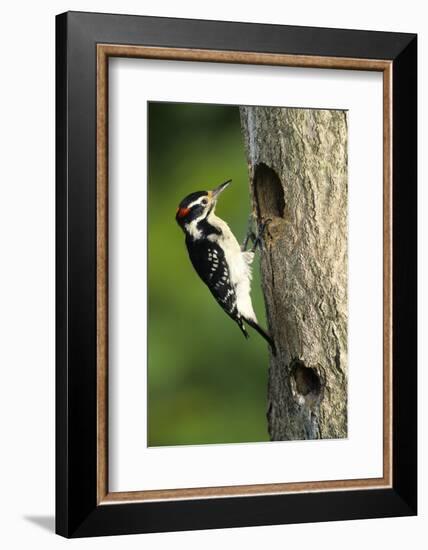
242, 215, 272, 252
241, 214, 256, 251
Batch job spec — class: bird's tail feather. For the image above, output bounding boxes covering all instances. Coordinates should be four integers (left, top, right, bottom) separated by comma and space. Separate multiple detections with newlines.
244, 317, 276, 355
236, 318, 249, 339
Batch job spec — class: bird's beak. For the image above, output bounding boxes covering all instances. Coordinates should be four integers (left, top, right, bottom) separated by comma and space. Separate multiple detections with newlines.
211, 179, 231, 200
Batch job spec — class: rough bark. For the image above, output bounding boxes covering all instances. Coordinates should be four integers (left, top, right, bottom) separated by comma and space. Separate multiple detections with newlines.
240, 106, 348, 440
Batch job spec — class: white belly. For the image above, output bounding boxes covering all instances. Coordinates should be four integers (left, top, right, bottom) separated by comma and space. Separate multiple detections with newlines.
207, 214, 257, 321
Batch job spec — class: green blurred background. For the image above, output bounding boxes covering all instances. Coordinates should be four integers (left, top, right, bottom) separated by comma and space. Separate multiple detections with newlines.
148, 102, 269, 446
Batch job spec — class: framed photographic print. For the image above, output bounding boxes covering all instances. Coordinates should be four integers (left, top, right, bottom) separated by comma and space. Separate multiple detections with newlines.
56, 11, 417, 537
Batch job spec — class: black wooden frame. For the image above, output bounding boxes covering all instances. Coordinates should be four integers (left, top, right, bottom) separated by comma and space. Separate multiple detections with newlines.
56, 11, 417, 538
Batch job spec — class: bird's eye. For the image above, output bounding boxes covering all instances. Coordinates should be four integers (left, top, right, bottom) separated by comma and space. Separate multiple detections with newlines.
201, 199, 208, 206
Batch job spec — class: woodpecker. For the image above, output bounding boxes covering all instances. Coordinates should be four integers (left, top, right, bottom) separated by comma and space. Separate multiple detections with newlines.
175, 179, 275, 353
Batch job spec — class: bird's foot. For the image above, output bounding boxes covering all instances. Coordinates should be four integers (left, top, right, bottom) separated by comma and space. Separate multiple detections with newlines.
251, 218, 272, 252
241, 214, 256, 251
242, 215, 272, 252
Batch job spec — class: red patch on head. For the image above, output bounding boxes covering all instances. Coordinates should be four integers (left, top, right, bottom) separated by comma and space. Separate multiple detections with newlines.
176, 207, 190, 219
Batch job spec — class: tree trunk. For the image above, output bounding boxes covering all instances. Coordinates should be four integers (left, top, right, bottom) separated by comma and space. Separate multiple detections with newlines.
240, 106, 348, 440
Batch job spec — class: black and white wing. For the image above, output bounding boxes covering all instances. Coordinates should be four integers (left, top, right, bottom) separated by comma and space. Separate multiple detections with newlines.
185, 238, 235, 314
185, 238, 248, 337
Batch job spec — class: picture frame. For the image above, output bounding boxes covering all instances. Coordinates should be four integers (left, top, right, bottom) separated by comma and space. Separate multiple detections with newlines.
56, 11, 417, 538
